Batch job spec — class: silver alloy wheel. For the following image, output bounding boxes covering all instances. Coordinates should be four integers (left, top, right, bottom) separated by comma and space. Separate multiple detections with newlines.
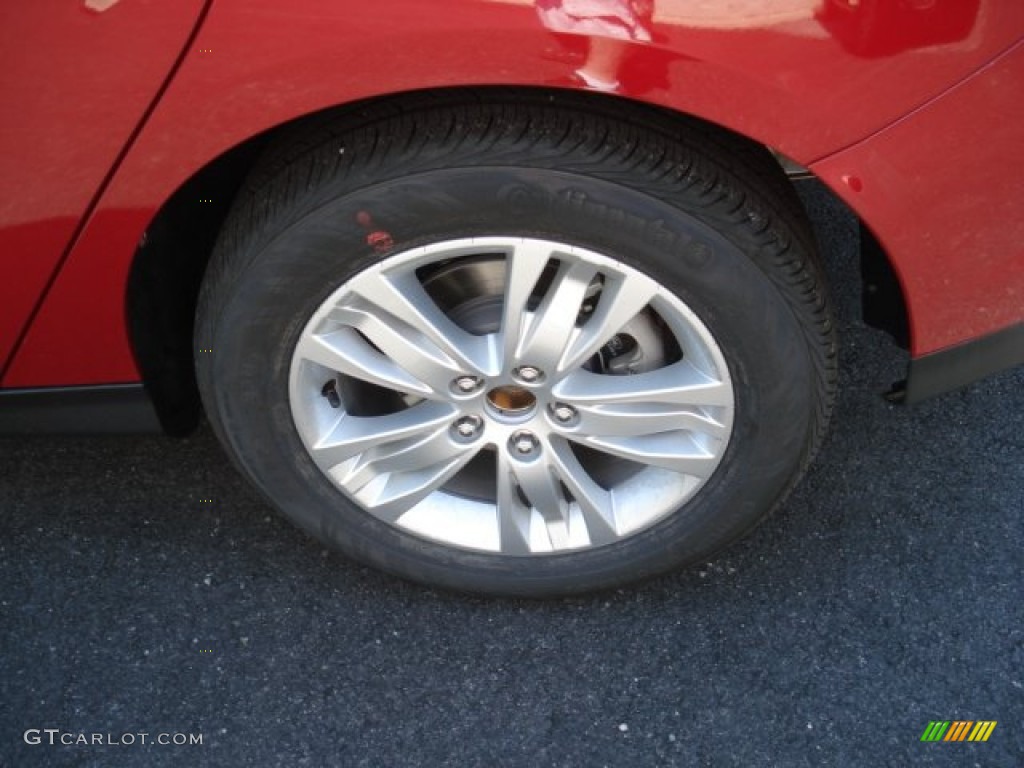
288, 237, 735, 555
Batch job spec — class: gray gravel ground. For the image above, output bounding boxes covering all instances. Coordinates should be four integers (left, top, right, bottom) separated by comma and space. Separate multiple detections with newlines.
1, 185, 1021, 767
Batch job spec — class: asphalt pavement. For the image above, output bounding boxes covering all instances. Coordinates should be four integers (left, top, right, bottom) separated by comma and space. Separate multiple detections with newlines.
1, 185, 1021, 767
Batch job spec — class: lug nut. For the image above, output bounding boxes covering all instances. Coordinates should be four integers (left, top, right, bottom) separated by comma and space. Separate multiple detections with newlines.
452, 415, 484, 440
452, 376, 483, 394
510, 431, 540, 457
513, 366, 543, 384
550, 404, 577, 424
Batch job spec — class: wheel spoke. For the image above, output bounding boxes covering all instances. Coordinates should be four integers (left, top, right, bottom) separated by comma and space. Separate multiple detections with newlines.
558, 270, 659, 372
309, 401, 457, 471
554, 362, 732, 409
327, 301, 467, 395
515, 260, 598, 372
294, 328, 432, 396
572, 402, 730, 440
344, 268, 491, 374
334, 422, 480, 493
349, 443, 479, 523
496, 453, 534, 555
547, 438, 618, 545
500, 240, 554, 363
509, 452, 572, 550
573, 431, 718, 478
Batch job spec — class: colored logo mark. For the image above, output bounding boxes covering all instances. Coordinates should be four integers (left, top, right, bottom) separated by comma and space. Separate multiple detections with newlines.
920, 721, 997, 742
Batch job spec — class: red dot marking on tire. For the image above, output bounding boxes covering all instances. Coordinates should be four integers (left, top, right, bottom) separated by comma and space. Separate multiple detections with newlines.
367, 231, 394, 252
356, 210, 394, 252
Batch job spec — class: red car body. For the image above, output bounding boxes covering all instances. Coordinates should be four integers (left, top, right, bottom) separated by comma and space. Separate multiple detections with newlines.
2, 0, 1022, 427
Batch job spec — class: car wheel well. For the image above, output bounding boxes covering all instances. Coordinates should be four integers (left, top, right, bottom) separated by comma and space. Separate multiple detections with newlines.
126, 86, 909, 435
126, 137, 265, 435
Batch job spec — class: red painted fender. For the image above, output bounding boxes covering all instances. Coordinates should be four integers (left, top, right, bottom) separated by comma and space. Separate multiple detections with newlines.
3, 0, 1022, 384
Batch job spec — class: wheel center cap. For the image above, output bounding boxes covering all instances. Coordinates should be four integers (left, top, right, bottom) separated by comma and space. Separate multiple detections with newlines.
486, 385, 536, 416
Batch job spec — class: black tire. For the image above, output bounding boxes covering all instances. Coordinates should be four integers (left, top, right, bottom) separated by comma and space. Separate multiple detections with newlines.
196, 92, 836, 597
